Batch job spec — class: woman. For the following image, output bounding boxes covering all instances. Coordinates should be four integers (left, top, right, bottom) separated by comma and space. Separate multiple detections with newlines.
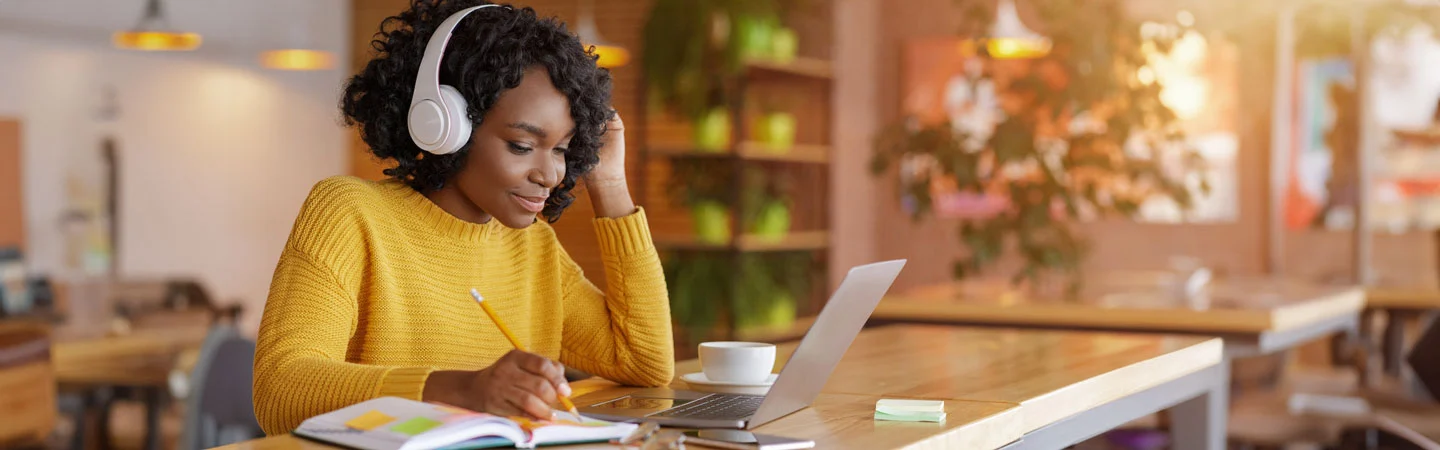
252, 0, 673, 434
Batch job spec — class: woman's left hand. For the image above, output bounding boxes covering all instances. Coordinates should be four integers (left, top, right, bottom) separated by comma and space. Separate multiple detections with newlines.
584, 110, 626, 187
584, 110, 636, 218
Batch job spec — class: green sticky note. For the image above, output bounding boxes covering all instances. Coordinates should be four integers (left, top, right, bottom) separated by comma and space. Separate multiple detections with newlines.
391, 417, 443, 436
876, 399, 944, 413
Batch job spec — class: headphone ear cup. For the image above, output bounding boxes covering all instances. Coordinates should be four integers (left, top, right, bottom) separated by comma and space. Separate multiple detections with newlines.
432, 84, 472, 155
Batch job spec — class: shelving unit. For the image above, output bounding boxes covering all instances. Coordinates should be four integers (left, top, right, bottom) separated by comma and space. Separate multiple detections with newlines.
653, 230, 830, 252
648, 142, 832, 164
744, 56, 834, 79
638, 8, 835, 356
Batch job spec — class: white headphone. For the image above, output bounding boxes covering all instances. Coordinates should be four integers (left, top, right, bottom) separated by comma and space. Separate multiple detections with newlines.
408, 4, 505, 155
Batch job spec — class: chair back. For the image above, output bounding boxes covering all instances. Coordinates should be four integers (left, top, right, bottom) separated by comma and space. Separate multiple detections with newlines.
177, 325, 262, 450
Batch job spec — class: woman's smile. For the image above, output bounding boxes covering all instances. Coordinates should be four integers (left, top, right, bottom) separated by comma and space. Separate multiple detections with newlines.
512, 192, 547, 213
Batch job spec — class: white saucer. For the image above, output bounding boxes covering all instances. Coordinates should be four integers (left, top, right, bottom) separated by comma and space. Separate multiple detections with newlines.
680, 372, 778, 395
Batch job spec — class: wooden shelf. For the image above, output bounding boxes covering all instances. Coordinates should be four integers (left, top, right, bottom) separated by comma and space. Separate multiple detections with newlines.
745, 57, 834, 80
649, 142, 829, 164
655, 230, 829, 252
738, 142, 828, 163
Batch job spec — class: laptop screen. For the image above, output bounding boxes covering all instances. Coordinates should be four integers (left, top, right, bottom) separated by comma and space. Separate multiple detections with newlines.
745, 260, 906, 429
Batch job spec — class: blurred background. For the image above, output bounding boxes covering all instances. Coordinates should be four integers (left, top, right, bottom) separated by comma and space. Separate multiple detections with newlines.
3, 0, 1440, 448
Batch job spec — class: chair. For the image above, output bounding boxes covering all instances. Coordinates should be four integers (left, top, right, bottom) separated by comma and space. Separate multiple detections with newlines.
115, 279, 222, 332
1195, 314, 1440, 449
1295, 318, 1440, 449
0, 322, 56, 447
175, 324, 262, 450
1407, 313, 1440, 404
73, 279, 231, 450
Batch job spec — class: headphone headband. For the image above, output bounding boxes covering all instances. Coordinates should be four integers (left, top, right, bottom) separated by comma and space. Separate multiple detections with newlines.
412, 4, 501, 107
408, 4, 505, 154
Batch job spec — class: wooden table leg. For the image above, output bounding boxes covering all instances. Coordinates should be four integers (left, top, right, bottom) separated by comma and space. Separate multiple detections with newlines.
143, 387, 162, 450
1357, 308, 1376, 387
97, 390, 114, 450
68, 390, 92, 450
1170, 359, 1230, 450
1383, 309, 1410, 376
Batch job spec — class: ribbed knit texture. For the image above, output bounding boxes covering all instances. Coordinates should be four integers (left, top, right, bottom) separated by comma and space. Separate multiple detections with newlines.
252, 176, 674, 435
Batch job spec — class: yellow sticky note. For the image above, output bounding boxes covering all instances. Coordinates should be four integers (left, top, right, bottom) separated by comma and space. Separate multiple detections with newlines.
345, 410, 396, 431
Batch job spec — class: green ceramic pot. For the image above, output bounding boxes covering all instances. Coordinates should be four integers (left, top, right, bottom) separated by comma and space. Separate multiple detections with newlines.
770, 27, 798, 63
693, 108, 731, 152
692, 200, 731, 244
733, 15, 774, 61
764, 290, 797, 327
755, 112, 796, 152
751, 200, 791, 242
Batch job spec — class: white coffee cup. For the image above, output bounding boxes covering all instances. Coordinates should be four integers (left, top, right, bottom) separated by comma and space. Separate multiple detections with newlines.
698, 341, 776, 384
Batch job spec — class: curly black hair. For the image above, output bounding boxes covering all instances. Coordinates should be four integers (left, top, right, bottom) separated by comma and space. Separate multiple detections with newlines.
342, 0, 613, 222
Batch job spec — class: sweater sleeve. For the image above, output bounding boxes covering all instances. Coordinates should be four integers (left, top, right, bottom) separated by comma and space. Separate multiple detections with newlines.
251, 249, 433, 435
557, 207, 675, 387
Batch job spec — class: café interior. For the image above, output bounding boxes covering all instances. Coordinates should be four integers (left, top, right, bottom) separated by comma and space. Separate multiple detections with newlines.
3, 0, 1440, 449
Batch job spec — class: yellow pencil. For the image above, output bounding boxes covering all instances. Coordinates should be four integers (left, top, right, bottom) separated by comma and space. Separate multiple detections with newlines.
470, 288, 580, 418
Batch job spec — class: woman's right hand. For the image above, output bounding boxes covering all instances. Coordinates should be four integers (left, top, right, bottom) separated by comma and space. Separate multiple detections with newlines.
424, 350, 573, 420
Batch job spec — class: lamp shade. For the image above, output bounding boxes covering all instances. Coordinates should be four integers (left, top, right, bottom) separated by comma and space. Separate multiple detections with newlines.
575, 0, 628, 68
985, 0, 1050, 59
114, 0, 201, 51
113, 30, 201, 51
590, 43, 631, 68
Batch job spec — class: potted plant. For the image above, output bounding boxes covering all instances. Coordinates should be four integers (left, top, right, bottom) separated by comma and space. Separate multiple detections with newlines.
732, 252, 810, 333
871, 0, 1209, 297
769, 26, 798, 63
668, 159, 734, 244
740, 167, 793, 242
642, 0, 785, 125
665, 251, 811, 342
664, 251, 728, 343
694, 107, 733, 153
754, 109, 796, 153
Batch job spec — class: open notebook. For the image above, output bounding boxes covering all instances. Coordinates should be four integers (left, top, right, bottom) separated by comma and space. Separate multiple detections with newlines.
294, 397, 638, 450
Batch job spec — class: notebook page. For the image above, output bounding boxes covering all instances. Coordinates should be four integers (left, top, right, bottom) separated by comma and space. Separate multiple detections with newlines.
295, 397, 526, 450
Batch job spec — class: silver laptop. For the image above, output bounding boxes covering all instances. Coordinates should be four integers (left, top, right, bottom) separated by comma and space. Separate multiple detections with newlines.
579, 259, 907, 429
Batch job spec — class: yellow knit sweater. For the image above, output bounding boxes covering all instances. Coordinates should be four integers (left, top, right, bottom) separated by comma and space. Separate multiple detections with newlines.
252, 176, 674, 434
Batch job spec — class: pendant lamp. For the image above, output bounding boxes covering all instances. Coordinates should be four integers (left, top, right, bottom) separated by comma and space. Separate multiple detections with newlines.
113, 0, 201, 51
260, 1, 336, 70
984, 0, 1050, 59
575, 0, 630, 68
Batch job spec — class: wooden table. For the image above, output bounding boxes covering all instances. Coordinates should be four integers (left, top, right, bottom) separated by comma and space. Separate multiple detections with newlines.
216, 325, 1224, 450
674, 325, 1226, 450
50, 326, 210, 450
215, 327, 1031, 450
51, 326, 210, 387
1366, 288, 1440, 311
873, 277, 1363, 357
47, 277, 212, 450
217, 390, 1024, 450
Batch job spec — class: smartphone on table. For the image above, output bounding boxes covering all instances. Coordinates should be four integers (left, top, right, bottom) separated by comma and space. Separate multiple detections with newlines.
679, 429, 815, 450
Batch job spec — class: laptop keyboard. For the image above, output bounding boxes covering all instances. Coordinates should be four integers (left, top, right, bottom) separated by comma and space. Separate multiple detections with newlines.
653, 395, 764, 420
